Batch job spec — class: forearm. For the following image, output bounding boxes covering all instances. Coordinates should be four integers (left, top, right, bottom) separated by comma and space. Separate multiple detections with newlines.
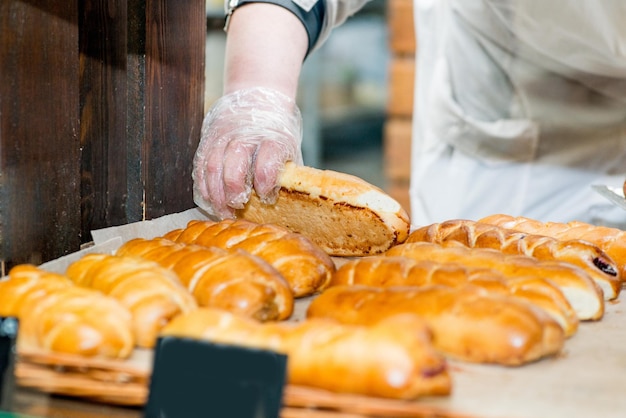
223, 3, 309, 99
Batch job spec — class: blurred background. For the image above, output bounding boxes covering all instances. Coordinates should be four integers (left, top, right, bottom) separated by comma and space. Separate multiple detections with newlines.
204, 0, 414, 210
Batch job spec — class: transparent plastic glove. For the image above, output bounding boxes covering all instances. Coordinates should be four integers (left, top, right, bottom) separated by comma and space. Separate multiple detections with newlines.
193, 87, 303, 219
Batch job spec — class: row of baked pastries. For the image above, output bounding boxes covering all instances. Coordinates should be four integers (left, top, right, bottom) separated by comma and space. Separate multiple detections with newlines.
160, 307, 451, 400
142, 213, 620, 398
3, 218, 455, 400
304, 214, 624, 368
2, 218, 337, 354
9, 212, 623, 401
0, 265, 137, 359
139, 213, 617, 399
0, 254, 201, 356
3, 261, 452, 400
115, 214, 621, 377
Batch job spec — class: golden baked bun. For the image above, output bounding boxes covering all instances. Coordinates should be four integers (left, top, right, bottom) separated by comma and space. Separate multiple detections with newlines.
387, 242, 605, 321
307, 285, 565, 366
163, 218, 334, 298
0, 265, 73, 317
161, 308, 451, 400
236, 162, 411, 256
408, 219, 621, 300
116, 237, 294, 321
331, 256, 578, 337
480, 213, 626, 284
1, 265, 134, 359
66, 253, 198, 348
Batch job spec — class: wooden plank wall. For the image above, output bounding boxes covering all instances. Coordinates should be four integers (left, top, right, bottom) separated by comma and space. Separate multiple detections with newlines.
0, 0, 206, 270
80, 0, 206, 232
142, 0, 206, 220
0, 1, 81, 269
384, 0, 415, 216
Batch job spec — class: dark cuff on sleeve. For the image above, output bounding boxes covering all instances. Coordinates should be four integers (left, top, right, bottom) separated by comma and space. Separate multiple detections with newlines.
234, 0, 325, 56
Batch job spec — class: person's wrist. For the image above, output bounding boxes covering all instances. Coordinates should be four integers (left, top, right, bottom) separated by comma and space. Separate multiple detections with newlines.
223, 81, 294, 99
223, 3, 307, 99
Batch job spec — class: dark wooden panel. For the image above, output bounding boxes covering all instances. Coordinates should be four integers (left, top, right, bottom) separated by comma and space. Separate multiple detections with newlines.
79, 0, 206, 240
79, 0, 131, 236
0, 1, 81, 267
125, 0, 148, 225
143, 0, 206, 219
0, 0, 205, 267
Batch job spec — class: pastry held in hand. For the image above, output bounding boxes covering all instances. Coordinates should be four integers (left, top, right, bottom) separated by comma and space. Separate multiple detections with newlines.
480, 213, 626, 282
408, 219, 621, 300
331, 256, 578, 337
1, 265, 134, 359
235, 162, 411, 256
307, 285, 565, 366
386, 242, 605, 321
163, 218, 334, 297
116, 237, 294, 321
66, 253, 198, 348
160, 308, 451, 400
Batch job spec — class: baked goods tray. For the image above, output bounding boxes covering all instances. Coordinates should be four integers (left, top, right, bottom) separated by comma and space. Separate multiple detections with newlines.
14, 209, 626, 418
14, 294, 459, 417
14, 348, 464, 418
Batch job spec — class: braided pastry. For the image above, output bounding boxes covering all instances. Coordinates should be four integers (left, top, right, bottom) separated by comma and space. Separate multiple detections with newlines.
408, 219, 621, 300
307, 285, 565, 366
116, 237, 294, 321
161, 308, 451, 399
386, 242, 604, 321
331, 256, 578, 337
480, 213, 626, 282
163, 219, 335, 297
66, 253, 198, 348
1, 265, 134, 358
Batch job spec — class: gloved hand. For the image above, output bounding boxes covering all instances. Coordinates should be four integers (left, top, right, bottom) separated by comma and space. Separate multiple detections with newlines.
192, 87, 303, 219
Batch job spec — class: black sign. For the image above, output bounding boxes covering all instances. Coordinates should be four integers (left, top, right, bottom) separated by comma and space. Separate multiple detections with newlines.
0, 317, 18, 411
144, 336, 287, 418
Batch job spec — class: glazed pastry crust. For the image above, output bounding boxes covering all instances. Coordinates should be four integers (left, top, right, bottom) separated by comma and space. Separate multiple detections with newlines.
1, 265, 134, 359
331, 256, 578, 337
163, 218, 335, 298
161, 307, 451, 399
307, 285, 565, 366
66, 253, 198, 348
408, 219, 621, 300
116, 237, 294, 321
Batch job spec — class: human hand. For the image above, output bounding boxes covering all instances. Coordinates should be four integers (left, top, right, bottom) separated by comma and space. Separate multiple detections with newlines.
192, 87, 303, 219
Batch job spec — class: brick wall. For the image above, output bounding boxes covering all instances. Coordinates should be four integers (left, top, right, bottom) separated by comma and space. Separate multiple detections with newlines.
383, 0, 415, 214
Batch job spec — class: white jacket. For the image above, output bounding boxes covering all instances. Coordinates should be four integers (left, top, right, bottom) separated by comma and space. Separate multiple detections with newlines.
409, 1, 626, 228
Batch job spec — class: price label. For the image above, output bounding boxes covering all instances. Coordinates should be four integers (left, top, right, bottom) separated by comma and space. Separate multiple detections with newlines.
0, 317, 18, 411
144, 336, 287, 418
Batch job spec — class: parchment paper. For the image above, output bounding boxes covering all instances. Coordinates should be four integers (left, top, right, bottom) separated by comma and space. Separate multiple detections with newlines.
40, 208, 210, 274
